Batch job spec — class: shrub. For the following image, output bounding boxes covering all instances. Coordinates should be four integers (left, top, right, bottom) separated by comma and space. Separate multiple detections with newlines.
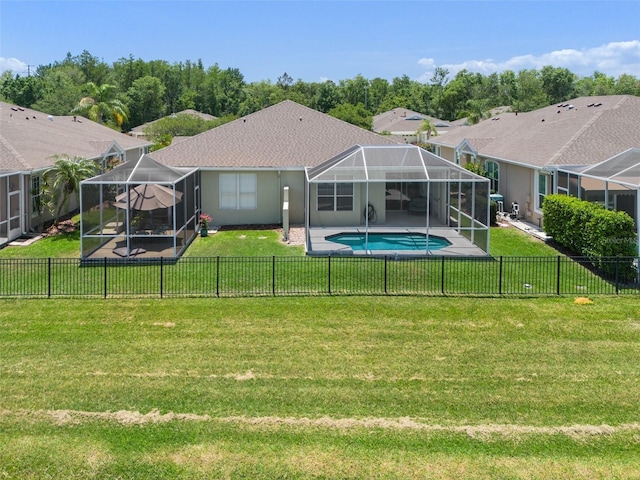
543, 194, 637, 280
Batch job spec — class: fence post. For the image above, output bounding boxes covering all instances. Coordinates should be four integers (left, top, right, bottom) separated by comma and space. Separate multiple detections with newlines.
384, 256, 388, 294
556, 256, 561, 296
272, 256, 276, 296
499, 256, 503, 295
104, 257, 108, 299
159, 257, 163, 299
328, 255, 331, 295
441, 256, 445, 295
216, 256, 220, 297
615, 256, 620, 295
47, 257, 52, 298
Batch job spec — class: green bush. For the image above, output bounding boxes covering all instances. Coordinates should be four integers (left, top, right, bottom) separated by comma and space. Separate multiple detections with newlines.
543, 194, 637, 280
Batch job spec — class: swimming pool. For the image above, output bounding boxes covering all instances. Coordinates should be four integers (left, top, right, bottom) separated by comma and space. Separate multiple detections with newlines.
325, 232, 451, 252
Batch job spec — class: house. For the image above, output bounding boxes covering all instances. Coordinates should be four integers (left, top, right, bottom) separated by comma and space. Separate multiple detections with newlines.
427, 95, 640, 227
129, 109, 218, 139
151, 100, 404, 227
0, 102, 152, 247
146, 100, 490, 257
373, 108, 455, 143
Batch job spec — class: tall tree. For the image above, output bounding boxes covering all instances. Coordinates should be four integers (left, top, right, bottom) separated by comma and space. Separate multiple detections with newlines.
513, 69, 548, 112
541, 66, 577, 104
311, 80, 340, 113
42, 155, 97, 225
327, 102, 372, 130
430, 67, 449, 119
126, 75, 166, 127
72, 82, 129, 129
32, 66, 83, 115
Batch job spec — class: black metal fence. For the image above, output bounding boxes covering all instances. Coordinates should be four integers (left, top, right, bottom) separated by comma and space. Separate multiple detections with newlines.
0, 256, 638, 298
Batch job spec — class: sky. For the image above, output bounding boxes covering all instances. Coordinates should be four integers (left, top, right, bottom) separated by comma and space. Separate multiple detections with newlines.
1, 0, 640, 84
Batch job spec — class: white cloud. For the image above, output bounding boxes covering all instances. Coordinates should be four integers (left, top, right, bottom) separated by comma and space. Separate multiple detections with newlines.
0, 57, 29, 75
417, 40, 640, 82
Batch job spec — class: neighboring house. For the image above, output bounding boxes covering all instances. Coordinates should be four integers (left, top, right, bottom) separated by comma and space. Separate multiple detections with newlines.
0, 102, 152, 247
427, 95, 640, 227
373, 108, 454, 143
129, 109, 218, 139
151, 100, 404, 227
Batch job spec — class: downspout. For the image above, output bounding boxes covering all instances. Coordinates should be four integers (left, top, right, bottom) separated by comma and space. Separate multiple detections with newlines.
305, 175, 310, 253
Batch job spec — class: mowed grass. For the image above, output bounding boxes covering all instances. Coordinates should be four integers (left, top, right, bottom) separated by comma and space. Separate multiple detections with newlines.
1, 296, 640, 479
0, 224, 554, 258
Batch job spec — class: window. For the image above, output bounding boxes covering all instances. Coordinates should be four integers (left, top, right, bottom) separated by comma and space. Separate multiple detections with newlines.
317, 183, 353, 211
219, 173, 257, 210
537, 172, 551, 209
31, 176, 42, 216
485, 161, 499, 193
557, 171, 568, 195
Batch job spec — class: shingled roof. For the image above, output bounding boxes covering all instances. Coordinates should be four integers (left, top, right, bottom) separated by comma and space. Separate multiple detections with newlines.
373, 108, 453, 134
428, 95, 640, 168
0, 102, 152, 171
151, 100, 403, 169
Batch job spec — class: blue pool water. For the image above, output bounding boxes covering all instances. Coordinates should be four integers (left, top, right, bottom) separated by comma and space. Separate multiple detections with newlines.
326, 232, 451, 251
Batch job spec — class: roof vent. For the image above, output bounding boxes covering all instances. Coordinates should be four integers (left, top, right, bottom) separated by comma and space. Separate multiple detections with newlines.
587, 103, 594, 107
594, 102, 602, 107
47, 115, 53, 121
567, 105, 574, 109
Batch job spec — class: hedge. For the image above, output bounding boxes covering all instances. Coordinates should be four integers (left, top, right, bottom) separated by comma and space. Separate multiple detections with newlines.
542, 194, 637, 280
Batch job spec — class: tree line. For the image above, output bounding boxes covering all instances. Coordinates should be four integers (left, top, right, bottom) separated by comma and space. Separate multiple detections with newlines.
2, 50, 639, 134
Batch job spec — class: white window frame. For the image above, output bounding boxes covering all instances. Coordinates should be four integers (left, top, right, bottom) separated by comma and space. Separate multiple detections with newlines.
317, 182, 354, 212
31, 175, 42, 216
219, 173, 257, 210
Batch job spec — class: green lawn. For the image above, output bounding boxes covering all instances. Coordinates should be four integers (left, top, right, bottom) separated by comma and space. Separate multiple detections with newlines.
0, 224, 554, 259
1, 296, 639, 479
1, 226, 631, 297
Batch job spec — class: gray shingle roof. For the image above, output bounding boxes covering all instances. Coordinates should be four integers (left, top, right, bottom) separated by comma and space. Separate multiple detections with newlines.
428, 95, 640, 167
373, 108, 453, 134
0, 102, 152, 171
151, 100, 403, 169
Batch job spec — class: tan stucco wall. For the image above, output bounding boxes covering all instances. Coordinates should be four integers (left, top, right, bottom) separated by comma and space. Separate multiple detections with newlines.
438, 146, 456, 163
201, 170, 306, 226
478, 159, 542, 225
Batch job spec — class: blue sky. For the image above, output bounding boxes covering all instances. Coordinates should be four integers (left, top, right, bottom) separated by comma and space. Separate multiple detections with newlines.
1, 0, 639, 83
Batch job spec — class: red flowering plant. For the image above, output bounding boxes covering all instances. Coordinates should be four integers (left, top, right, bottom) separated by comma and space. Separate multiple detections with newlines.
199, 213, 212, 229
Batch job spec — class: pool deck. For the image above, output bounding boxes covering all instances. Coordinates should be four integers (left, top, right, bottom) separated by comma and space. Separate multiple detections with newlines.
307, 226, 488, 257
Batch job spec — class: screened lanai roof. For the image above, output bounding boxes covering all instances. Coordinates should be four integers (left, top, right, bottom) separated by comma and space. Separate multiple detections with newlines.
305, 144, 488, 183
574, 148, 640, 189
84, 154, 196, 184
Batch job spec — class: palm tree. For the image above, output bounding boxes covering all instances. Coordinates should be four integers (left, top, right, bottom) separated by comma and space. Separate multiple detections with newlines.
416, 118, 438, 141
43, 154, 97, 225
72, 82, 129, 129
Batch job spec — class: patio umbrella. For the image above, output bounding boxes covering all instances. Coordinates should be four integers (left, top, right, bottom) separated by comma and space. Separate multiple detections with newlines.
114, 184, 183, 211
